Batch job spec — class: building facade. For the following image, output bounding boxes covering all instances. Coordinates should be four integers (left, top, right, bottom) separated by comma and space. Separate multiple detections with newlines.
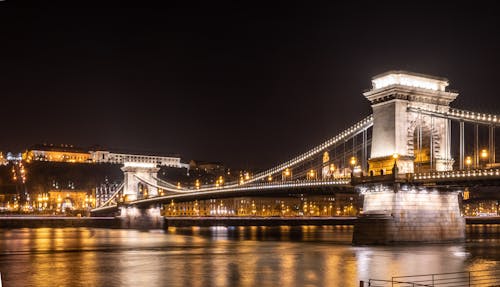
23, 144, 188, 168
91, 150, 187, 168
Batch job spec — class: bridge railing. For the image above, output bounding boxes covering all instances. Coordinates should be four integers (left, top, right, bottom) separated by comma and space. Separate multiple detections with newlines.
362, 269, 500, 286
448, 108, 499, 124
139, 175, 353, 195
413, 169, 500, 180
408, 106, 500, 125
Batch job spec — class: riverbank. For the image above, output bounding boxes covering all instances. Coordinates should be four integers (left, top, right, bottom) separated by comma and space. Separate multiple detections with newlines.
0, 216, 121, 228
164, 216, 357, 227
0, 216, 499, 229
465, 216, 500, 224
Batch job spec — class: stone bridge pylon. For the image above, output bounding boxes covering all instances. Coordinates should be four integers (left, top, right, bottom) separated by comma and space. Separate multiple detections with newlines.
365, 71, 457, 175
122, 162, 160, 201
354, 71, 465, 244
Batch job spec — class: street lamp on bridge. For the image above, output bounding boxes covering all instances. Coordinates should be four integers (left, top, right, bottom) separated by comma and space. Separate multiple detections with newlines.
215, 176, 224, 187
465, 156, 472, 170
480, 149, 489, 168
282, 168, 292, 181
307, 169, 316, 180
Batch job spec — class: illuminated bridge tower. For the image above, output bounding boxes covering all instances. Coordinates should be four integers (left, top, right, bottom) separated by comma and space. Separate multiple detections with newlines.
365, 71, 457, 174
353, 71, 465, 244
120, 162, 163, 229
122, 162, 160, 201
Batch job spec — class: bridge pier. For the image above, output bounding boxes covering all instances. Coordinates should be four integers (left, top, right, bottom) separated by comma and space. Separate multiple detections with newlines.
353, 183, 465, 244
118, 205, 164, 229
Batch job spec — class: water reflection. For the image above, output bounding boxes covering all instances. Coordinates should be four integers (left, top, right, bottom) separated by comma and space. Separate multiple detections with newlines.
0, 226, 500, 286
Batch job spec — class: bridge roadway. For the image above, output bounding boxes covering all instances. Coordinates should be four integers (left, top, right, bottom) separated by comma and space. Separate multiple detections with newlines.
353, 169, 500, 187
92, 179, 353, 214
91, 168, 500, 215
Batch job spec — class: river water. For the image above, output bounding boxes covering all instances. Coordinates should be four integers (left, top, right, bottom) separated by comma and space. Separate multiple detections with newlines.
0, 225, 499, 287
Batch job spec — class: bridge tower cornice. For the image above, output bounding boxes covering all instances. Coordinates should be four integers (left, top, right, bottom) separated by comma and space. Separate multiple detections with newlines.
364, 86, 458, 108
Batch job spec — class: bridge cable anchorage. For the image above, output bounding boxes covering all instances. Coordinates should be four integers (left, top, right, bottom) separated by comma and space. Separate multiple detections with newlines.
237, 114, 373, 185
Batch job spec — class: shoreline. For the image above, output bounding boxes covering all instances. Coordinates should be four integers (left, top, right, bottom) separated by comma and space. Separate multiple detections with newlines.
0, 216, 499, 228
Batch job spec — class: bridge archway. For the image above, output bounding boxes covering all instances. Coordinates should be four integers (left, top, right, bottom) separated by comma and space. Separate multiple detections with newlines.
413, 125, 432, 172
138, 182, 149, 199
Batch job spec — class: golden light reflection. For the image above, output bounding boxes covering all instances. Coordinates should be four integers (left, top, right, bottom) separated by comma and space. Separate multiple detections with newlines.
280, 253, 296, 286
4, 227, 500, 286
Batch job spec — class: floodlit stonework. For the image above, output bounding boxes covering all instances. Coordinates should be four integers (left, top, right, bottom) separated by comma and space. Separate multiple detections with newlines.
364, 71, 457, 175
353, 185, 465, 244
121, 163, 160, 201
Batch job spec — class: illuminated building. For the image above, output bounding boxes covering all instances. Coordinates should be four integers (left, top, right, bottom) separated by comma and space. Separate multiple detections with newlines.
23, 143, 189, 168
96, 181, 121, 207
0, 152, 8, 165
91, 149, 187, 168
23, 144, 92, 163
188, 160, 225, 174
46, 189, 95, 212
164, 194, 359, 217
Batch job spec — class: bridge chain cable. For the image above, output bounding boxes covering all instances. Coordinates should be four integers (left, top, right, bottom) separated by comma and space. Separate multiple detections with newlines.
130, 177, 351, 206
288, 138, 372, 180
152, 176, 182, 189
240, 114, 373, 184
134, 175, 195, 193
135, 174, 350, 195
408, 107, 500, 125
148, 114, 373, 190
97, 182, 124, 208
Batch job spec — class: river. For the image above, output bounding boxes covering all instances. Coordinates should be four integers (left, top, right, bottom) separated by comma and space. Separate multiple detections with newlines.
0, 225, 499, 286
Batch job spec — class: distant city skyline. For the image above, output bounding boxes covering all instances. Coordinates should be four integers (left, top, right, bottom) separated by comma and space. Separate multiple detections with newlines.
1, 3, 499, 169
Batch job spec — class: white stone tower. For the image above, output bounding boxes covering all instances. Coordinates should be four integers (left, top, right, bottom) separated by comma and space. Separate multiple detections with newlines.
121, 162, 160, 201
363, 71, 458, 174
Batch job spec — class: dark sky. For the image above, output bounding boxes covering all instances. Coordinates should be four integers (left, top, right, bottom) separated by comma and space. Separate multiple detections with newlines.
1, 3, 500, 169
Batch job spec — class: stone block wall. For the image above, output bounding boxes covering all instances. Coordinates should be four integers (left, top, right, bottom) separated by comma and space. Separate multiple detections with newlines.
353, 185, 465, 244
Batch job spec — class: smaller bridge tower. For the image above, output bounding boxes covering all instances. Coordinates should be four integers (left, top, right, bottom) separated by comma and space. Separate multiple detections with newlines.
364, 71, 458, 174
119, 162, 163, 229
121, 162, 160, 201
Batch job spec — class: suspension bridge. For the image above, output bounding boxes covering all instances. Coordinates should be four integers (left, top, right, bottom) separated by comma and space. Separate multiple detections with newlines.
91, 70, 500, 244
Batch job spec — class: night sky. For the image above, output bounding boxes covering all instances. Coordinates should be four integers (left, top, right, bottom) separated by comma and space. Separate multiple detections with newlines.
1, 3, 499, 169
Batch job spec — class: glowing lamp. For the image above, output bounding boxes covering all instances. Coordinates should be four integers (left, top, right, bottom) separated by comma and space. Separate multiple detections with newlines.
480, 149, 489, 159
